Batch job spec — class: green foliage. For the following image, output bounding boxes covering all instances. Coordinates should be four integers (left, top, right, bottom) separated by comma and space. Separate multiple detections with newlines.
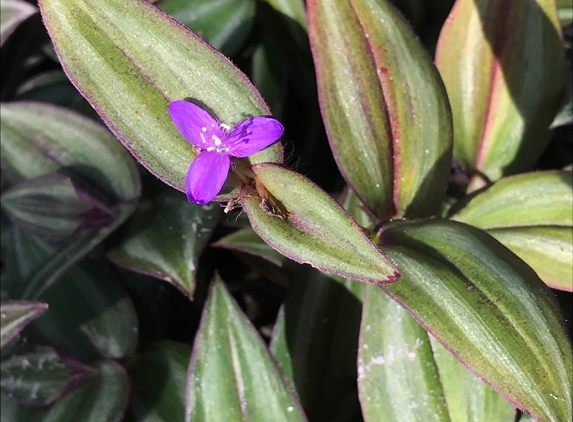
1, 0, 571, 421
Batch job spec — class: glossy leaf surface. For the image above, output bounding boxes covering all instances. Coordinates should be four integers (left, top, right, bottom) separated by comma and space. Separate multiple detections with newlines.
107, 192, 220, 298
0, 300, 48, 348
39, 0, 281, 195
436, 0, 564, 181
159, 0, 256, 57
242, 164, 399, 285
307, 0, 452, 218
186, 275, 306, 422
431, 338, 515, 422
127, 341, 190, 422
0, 346, 93, 406
271, 270, 364, 421
358, 285, 450, 422
378, 219, 572, 422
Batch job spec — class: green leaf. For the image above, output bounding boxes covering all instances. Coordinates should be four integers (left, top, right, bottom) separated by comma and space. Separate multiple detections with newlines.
26, 261, 138, 362
0, 346, 93, 406
159, 0, 256, 57
0, 0, 37, 46
186, 274, 306, 422
307, 0, 452, 218
378, 219, 573, 422
0, 300, 48, 348
435, 0, 564, 181
213, 227, 287, 267
0, 102, 140, 297
0, 361, 129, 422
1, 173, 113, 243
451, 171, 573, 290
242, 164, 399, 285
0, 102, 139, 202
270, 270, 363, 422
430, 338, 515, 422
127, 341, 190, 422
451, 171, 573, 228
488, 227, 573, 292
358, 285, 450, 422
39, 0, 282, 195
107, 191, 220, 298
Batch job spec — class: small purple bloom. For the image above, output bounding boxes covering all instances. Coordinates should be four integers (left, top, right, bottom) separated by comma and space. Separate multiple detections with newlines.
168, 100, 284, 204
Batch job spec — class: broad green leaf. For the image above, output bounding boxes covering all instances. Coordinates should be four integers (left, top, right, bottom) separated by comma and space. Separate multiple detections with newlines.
26, 260, 138, 361
271, 270, 363, 422
186, 275, 306, 422
213, 227, 287, 267
39, 0, 282, 196
1, 173, 113, 242
0, 102, 140, 296
0, 300, 48, 348
451, 171, 573, 228
430, 338, 515, 422
0, 346, 93, 406
0, 0, 37, 46
0, 361, 128, 422
488, 227, 573, 292
435, 0, 564, 181
159, 0, 256, 57
107, 191, 220, 298
378, 219, 572, 422
127, 341, 190, 422
242, 164, 399, 285
307, 0, 452, 218
451, 171, 573, 291
0, 102, 139, 202
358, 285, 450, 422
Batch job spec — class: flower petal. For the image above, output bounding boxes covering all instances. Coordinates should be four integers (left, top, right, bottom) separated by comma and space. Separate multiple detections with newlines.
168, 100, 223, 149
185, 151, 231, 204
226, 117, 284, 157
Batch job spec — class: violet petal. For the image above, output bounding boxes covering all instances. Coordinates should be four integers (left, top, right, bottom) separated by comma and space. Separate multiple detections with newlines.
168, 101, 224, 149
226, 117, 284, 157
185, 151, 231, 204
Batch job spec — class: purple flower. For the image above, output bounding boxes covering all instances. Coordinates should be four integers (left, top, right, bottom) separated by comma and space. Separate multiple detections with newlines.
168, 100, 284, 204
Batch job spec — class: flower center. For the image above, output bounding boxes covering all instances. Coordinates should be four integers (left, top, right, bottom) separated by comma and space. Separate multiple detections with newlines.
199, 125, 229, 153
